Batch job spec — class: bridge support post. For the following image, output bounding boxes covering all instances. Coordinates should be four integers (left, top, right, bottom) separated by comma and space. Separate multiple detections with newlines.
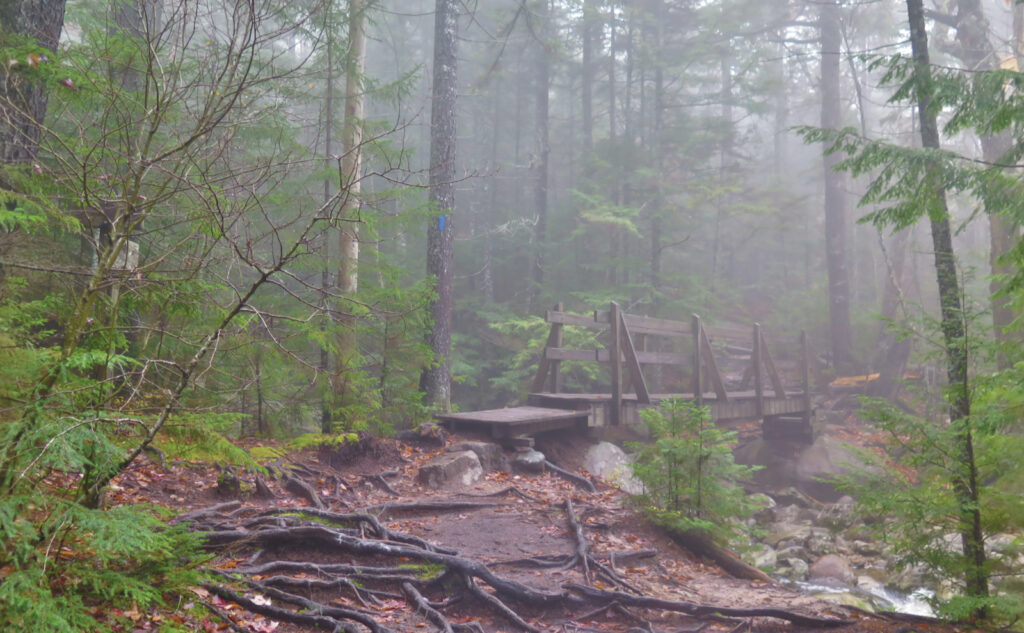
610, 301, 622, 426
691, 314, 703, 406
752, 323, 764, 420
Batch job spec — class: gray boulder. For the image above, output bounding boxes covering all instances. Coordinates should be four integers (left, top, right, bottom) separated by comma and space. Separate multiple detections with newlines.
768, 523, 813, 547
747, 544, 778, 571
778, 557, 809, 581
448, 441, 507, 472
417, 450, 483, 489
809, 554, 855, 586
748, 493, 776, 525
583, 442, 643, 494
512, 448, 546, 474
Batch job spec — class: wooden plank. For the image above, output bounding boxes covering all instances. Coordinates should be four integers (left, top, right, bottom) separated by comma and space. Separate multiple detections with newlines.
545, 347, 687, 365
760, 335, 787, 399
619, 310, 651, 404
610, 302, 622, 426
594, 311, 691, 337
699, 323, 729, 402
624, 313, 690, 337
705, 323, 751, 342
546, 348, 602, 362
546, 310, 607, 329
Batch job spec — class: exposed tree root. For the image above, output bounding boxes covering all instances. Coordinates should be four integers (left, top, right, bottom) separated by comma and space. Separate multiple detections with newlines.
190, 492, 855, 633
362, 472, 402, 496
563, 497, 592, 583
360, 500, 507, 517
562, 498, 641, 593
284, 474, 326, 509
606, 548, 658, 567
564, 583, 855, 628
666, 527, 774, 583
199, 599, 251, 633
403, 581, 454, 633
465, 577, 542, 633
204, 583, 355, 633
456, 486, 540, 503
544, 459, 597, 493
170, 501, 241, 525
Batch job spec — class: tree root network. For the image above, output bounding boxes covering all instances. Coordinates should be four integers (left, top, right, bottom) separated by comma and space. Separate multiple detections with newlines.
182, 496, 855, 633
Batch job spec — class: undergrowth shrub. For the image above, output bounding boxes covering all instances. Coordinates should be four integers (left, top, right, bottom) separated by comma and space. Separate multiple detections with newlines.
629, 398, 760, 545
0, 499, 208, 631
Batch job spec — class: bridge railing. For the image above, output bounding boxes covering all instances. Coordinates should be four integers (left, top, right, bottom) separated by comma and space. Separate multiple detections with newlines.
531, 302, 811, 426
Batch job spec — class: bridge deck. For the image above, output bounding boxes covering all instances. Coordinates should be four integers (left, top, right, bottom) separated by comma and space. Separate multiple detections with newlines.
436, 406, 589, 439
528, 391, 809, 423
437, 390, 811, 443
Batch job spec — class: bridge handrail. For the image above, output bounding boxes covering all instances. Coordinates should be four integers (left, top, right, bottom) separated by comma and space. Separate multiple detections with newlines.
532, 302, 811, 426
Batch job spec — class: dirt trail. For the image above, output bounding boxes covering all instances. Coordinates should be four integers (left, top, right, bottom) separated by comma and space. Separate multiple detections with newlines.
111, 433, 955, 633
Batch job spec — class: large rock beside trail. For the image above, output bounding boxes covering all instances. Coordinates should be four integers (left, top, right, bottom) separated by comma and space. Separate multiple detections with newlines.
583, 442, 643, 494
448, 441, 507, 472
736, 436, 866, 502
809, 554, 855, 586
417, 450, 483, 489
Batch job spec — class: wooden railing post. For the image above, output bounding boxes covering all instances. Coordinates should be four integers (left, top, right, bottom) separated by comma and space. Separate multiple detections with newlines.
610, 301, 622, 426
549, 302, 563, 393
619, 310, 651, 404
753, 323, 764, 419
530, 302, 565, 394
692, 314, 703, 406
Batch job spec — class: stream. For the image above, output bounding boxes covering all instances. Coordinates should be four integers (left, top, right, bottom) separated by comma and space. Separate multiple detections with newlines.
787, 580, 935, 617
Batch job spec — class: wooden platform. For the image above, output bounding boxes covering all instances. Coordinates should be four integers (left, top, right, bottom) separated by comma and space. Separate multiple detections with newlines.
436, 406, 589, 440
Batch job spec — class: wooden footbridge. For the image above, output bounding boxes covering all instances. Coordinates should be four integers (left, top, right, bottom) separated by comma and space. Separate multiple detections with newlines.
438, 302, 814, 445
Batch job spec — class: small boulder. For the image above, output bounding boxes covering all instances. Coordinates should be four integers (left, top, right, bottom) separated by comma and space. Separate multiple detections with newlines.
768, 523, 813, 547
417, 450, 483, 489
747, 544, 778, 571
512, 448, 546, 474
749, 493, 777, 525
777, 545, 809, 562
807, 534, 837, 556
778, 557, 809, 581
448, 441, 507, 472
583, 442, 643, 494
770, 504, 801, 524
809, 554, 855, 586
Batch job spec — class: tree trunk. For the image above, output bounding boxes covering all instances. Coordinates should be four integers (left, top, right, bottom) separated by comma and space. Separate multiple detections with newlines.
0, 0, 67, 165
333, 0, 368, 424
906, 0, 989, 616
319, 9, 337, 432
530, 0, 550, 310
820, 0, 855, 372
869, 228, 911, 400
581, 0, 595, 154
952, 0, 1019, 367
423, 0, 458, 410
649, 0, 665, 306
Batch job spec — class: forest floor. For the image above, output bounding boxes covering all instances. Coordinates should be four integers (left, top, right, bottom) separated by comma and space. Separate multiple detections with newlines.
103, 425, 965, 633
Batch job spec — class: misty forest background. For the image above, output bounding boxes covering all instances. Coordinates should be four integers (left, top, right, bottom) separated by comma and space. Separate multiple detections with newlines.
3, 0, 1024, 471
7, 0, 1024, 627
